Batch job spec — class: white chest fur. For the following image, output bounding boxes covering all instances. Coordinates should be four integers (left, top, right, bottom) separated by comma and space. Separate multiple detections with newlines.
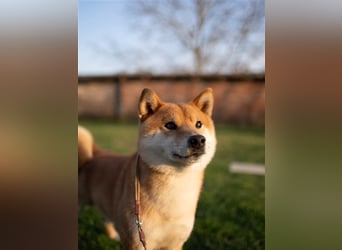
139, 168, 203, 249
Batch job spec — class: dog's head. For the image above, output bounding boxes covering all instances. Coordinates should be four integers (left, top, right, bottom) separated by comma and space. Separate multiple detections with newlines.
138, 88, 216, 172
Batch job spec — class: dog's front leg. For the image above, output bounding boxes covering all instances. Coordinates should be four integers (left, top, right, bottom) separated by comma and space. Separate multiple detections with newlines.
174, 245, 183, 250
121, 241, 145, 250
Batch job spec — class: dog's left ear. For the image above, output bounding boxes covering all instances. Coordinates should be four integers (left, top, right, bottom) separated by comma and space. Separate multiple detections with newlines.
139, 88, 163, 120
192, 88, 214, 117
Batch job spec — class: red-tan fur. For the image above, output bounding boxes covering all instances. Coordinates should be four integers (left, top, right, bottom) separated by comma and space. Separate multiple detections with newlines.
78, 88, 216, 250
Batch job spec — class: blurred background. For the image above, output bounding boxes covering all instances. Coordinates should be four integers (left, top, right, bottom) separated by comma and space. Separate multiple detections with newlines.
78, 0, 265, 127
78, 0, 265, 249
79, 0, 264, 75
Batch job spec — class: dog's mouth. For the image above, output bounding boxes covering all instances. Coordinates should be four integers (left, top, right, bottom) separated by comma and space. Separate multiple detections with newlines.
173, 152, 202, 160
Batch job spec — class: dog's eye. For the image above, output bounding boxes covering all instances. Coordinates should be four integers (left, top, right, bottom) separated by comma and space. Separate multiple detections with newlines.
196, 121, 202, 129
165, 122, 177, 130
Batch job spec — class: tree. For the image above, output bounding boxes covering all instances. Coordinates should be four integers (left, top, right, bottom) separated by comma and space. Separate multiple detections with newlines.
131, 0, 264, 74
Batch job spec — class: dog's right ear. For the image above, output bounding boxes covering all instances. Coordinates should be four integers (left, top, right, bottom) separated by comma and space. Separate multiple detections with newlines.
139, 88, 163, 121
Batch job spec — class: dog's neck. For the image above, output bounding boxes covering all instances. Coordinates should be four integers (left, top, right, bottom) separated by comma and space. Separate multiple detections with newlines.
136, 156, 205, 217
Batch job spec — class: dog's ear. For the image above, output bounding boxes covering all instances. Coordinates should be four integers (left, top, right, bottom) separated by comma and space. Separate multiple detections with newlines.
192, 88, 214, 117
139, 88, 163, 120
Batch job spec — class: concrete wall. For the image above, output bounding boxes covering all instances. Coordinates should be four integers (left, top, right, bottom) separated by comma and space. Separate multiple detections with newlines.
78, 74, 265, 127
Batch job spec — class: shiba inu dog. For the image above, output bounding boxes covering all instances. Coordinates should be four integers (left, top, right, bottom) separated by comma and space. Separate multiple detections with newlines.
78, 88, 216, 250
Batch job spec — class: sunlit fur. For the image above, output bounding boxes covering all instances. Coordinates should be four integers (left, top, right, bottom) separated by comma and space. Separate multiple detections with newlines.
78, 88, 216, 250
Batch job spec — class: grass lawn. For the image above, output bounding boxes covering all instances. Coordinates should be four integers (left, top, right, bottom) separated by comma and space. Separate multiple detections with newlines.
78, 120, 265, 250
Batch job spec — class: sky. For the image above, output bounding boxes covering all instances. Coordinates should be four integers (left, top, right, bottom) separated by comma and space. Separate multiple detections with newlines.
78, 0, 265, 76
78, 1, 131, 75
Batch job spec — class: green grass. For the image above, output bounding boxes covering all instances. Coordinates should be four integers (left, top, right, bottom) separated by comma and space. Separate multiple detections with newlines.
78, 120, 265, 250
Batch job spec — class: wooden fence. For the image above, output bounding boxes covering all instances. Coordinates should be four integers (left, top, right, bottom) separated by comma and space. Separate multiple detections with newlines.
78, 74, 265, 127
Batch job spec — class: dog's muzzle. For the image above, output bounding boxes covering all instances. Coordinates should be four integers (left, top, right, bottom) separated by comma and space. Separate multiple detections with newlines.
172, 135, 206, 161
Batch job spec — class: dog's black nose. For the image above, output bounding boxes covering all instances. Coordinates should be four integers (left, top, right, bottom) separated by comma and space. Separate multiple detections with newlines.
188, 135, 206, 149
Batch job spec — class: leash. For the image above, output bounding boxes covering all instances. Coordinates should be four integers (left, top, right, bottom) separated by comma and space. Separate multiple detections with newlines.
135, 154, 147, 250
